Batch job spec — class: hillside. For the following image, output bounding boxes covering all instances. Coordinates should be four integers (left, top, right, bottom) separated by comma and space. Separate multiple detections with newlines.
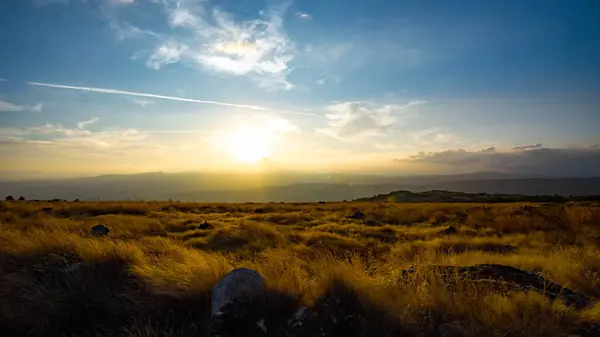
1, 172, 599, 202
1, 200, 600, 336
355, 189, 600, 203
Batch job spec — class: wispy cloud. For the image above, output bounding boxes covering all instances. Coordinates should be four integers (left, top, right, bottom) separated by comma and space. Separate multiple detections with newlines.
28, 81, 266, 110
77, 117, 99, 129
316, 76, 342, 85
318, 100, 426, 141
410, 127, 457, 146
410, 127, 440, 141
146, 40, 189, 70
0, 101, 24, 112
296, 12, 312, 20
374, 143, 398, 150
0, 78, 7, 82
120, 0, 296, 90
132, 99, 155, 107
0, 100, 43, 112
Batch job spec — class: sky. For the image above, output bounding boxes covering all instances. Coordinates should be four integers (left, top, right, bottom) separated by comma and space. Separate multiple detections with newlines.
1, 0, 599, 179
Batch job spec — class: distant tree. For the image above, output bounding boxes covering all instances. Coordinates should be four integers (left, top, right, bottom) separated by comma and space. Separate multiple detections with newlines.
5, 195, 14, 201
74, 198, 80, 202
18, 196, 25, 201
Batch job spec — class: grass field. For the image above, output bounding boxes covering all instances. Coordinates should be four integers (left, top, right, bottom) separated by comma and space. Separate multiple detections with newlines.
1, 200, 600, 336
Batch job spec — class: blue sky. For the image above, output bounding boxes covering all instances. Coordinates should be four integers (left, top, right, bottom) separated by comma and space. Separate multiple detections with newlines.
1, 0, 599, 179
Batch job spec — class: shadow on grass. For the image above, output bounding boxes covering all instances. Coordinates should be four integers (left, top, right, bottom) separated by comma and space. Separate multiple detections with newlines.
0, 252, 415, 337
0, 251, 218, 337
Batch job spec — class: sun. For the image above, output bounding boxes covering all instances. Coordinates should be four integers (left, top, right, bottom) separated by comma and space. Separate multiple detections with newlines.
225, 125, 272, 162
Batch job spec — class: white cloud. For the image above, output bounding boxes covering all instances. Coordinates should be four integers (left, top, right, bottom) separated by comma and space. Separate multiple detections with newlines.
0, 101, 24, 112
111, 21, 161, 41
409, 127, 456, 146
434, 132, 455, 144
132, 99, 155, 107
18, 122, 168, 155
296, 12, 312, 20
30, 104, 43, 112
77, 117, 100, 129
318, 100, 426, 141
410, 127, 440, 141
127, 1, 296, 90
0, 100, 43, 112
0, 128, 25, 144
374, 143, 398, 150
28, 81, 266, 110
316, 76, 342, 85
146, 40, 189, 70
169, 6, 199, 28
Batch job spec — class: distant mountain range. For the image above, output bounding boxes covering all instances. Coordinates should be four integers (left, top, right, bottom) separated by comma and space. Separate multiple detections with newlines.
1, 171, 599, 202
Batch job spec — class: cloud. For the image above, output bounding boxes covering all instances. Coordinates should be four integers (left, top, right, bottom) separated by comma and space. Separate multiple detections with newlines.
28, 81, 266, 110
0, 101, 24, 112
7, 121, 168, 156
512, 143, 543, 150
0, 128, 25, 144
397, 146, 600, 176
409, 127, 456, 146
77, 117, 99, 129
0, 100, 43, 112
296, 12, 312, 20
318, 100, 426, 141
132, 99, 155, 107
410, 127, 440, 141
113, 23, 161, 42
316, 76, 342, 85
374, 143, 398, 150
146, 40, 189, 70
0, 78, 7, 82
168, 5, 199, 28
128, 1, 296, 90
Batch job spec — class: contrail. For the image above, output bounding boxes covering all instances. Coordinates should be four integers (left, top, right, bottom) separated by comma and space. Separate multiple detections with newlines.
28, 81, 267, 111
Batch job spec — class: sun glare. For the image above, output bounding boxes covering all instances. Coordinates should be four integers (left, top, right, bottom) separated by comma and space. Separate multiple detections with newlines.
226, 125, 272, 162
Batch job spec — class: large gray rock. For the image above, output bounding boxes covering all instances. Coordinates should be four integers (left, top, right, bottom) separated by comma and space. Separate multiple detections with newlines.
211, 268, 265, 316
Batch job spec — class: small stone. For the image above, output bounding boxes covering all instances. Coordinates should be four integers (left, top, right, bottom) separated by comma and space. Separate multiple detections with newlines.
443, 226, 457, 235
256, 319, 267, 332
348, 211, 366, 220
198, 221, 214, 230
91, 224, 110, 237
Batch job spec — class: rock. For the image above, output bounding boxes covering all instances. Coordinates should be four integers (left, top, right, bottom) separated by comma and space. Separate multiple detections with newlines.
288, 306, 309, 329
91, 224, 110, 237
198, 221, 214, 230
443, 226, 458, 235
211, 268, 265, 316
401, 264, 591, 309
347, 211, 366, 220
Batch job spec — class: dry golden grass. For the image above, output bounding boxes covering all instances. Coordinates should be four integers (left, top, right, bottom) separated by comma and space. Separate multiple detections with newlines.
1, 200, 600, 336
